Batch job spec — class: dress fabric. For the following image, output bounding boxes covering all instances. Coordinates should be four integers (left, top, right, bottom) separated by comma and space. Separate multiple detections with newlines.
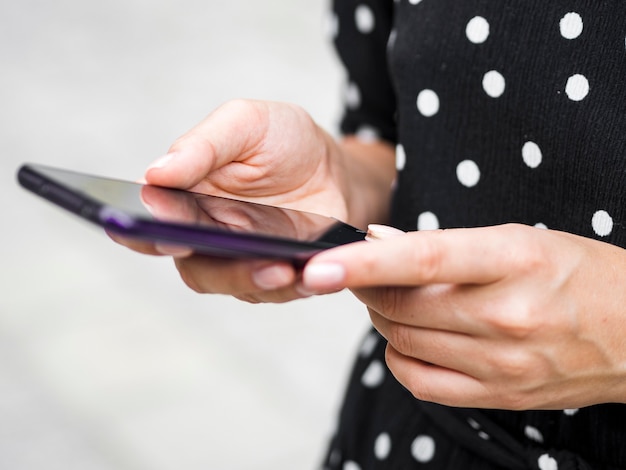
324, 0, 626, 469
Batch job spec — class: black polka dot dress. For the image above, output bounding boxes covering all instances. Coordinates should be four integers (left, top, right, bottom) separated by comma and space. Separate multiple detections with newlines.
324, 1, 626, 469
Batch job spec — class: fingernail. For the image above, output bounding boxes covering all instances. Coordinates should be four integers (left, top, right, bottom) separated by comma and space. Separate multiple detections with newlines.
302, 262, 346, 291
294, 283, 315, 298
154, 243, 193, 257
147, 153, 175, 172
365, 224, 406, 241
139, 193, 154, 214
252, 264, 293, 290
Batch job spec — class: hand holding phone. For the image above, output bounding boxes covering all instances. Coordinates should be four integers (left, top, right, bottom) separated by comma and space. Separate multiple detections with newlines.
20, 100, 395, 303
131, 100, 378, 303
145, 100, 356, 225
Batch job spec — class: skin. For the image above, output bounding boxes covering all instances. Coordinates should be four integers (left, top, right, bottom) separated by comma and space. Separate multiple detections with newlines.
113, 99, 396, 303
117, 99, 626, 410
302, 224, 626, 410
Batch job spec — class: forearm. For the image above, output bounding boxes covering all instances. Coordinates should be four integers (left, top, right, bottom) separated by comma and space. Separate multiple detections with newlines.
334, 135, 397, 228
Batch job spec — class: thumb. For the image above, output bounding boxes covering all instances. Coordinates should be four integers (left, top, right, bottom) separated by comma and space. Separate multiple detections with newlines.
365, 224, 406, 241
144, 100, 271, 189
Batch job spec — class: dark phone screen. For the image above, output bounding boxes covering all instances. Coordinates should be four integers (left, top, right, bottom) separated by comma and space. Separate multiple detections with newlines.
20, 165, 366, 247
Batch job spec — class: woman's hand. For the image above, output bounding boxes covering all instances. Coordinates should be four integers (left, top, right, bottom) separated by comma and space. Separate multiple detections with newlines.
146, 100, 353, 218
112, 100, 396, 303
301, 223, 626, 409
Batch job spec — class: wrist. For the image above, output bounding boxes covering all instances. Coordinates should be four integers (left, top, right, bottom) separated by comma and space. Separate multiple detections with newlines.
337, 136, 397, 228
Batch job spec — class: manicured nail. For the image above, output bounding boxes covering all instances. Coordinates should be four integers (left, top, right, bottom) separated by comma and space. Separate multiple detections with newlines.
252, 264, 293, 290
147, 153, 175, 172
365, 224, 406, 241
154, 243, 193, 258
294, 283, 315, 298
303, 262, 346, 291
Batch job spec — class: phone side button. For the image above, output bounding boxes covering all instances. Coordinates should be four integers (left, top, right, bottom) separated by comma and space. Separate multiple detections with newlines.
99, 207, 136, 229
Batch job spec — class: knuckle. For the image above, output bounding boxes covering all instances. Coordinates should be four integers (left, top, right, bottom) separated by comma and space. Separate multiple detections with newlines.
384, 346, 434, 402
483, 375, 536, 410
234, 294, 261, 304
175, 259, 208, 294
413, 236, 444, 283
386, 323, 416, 356
492, 349, 534, 380
501, 224, 547, 274
409, 382, 436, 404
221, 98, 255, 114
483, 300, 541, 339
357, 249, 381, 276
404, 372, 439, 404
498, 390, 535, 411
499, 357, 530, 381
502, 309, 541, 339
374, 287, 404, 320
223, 99, 268, 132
178, 269, 204, 294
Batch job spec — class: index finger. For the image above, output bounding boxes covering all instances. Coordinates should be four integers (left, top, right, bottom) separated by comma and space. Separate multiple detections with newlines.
301, 225, 524, 291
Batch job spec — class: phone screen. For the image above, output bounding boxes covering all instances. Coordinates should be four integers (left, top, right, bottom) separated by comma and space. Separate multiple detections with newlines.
18, 164, 366, 263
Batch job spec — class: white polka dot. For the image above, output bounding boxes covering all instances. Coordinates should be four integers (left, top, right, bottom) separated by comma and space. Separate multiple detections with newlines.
362, 360, 385, 388
522, 141, 543, 168
417, 89, 440, 117
418, 211, 440, 231
538, 453, 559, 470
467, 418, 481, 430
359, 332, 380, 357
356, 125, 380, 143
388, 29, 398, 51
374, 433, 392, 460
411, 435, 436, 463
535, 222, 548, 230
592, 210, 613, 237
345, 82, 361, 109
409, 0, 423, 4
565, 74, 589, 101
466, 16, 490, 44
396, 144, 407, 171
564, 408, 580, 416
483, 70, 506, 98
329, 449, 342, 467
343, 461, 361, 470
325, 12, 339, 39
456, 159, 481, 187
355, 5, 375, 34
467, 417, 490, 439
525, 425, 545, 443
560, 12, 583, 40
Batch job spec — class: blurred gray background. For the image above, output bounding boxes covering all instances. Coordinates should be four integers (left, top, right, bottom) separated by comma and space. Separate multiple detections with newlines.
1, 1, 371, 468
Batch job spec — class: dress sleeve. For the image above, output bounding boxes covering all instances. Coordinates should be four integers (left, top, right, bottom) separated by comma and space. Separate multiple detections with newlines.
331, 0, 397, 144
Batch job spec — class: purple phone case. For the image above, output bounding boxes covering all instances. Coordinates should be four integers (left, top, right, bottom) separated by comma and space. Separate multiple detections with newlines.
17, 164, 366, 265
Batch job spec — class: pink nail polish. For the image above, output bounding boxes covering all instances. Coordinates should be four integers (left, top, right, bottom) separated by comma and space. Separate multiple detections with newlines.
303, 263, 346, 291
147, 153, 175, 171
366, 224, 406, 241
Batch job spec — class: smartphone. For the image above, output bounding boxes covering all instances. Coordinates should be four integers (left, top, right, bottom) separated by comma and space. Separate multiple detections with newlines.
17, 164, 366, 265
